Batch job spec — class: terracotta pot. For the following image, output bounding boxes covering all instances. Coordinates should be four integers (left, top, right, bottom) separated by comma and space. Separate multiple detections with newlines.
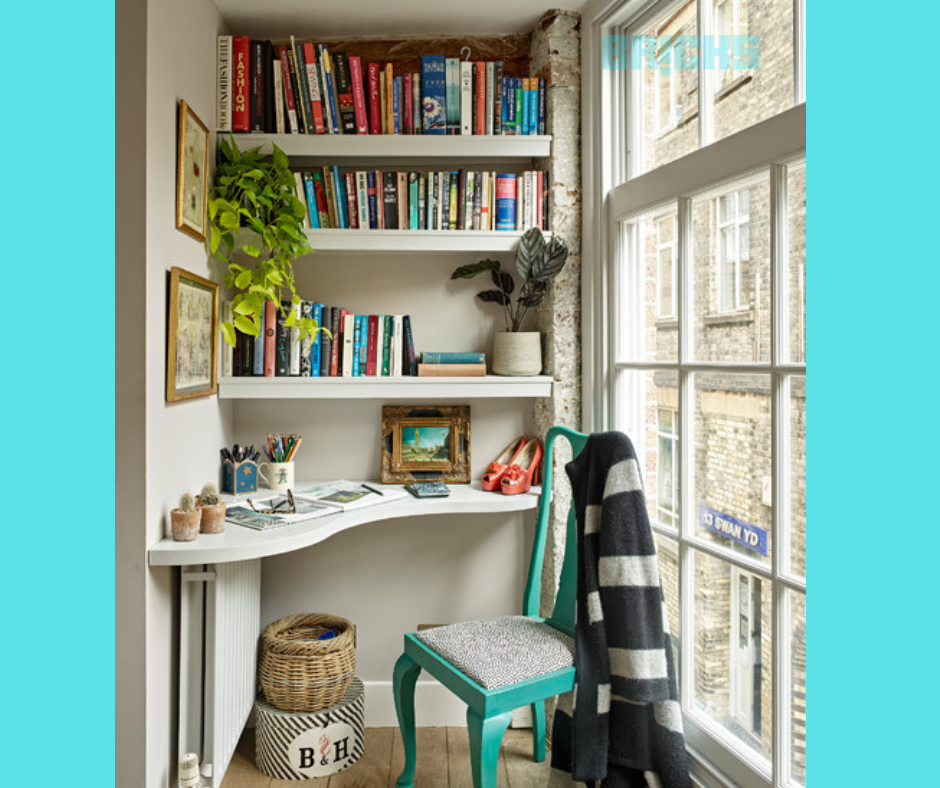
492, 331, 542, 376
199, 502, 227, 534
171, 510, 201, 542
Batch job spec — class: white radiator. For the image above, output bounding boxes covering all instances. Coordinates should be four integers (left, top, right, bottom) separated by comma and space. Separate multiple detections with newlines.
179, 560, 261, 787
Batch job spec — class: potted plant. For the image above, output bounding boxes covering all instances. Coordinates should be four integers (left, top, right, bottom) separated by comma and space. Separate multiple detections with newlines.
197, 483, 226, 534
450, 227, 569, 376
171, 492, 201, 542
207, 136, 321, 348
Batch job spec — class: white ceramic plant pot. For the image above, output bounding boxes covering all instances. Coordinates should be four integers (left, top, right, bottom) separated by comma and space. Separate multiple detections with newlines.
492, 331, 542, 376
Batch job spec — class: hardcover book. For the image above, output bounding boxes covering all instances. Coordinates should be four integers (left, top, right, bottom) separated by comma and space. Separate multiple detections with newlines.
352, 315, 363, 377
403, 72, 413, 135
275, 301, 290, 376
264, 300, 276, 376
302, 42, 326, 134
263, 40, 276, 133
496, 174, 517, 231
253, 309, 265, 375
310, 302, 322, 376
342, 313, 356, 377
417, 363, 486, 377
333, 51, 357, 134
375, 316, 386, 376
485, 62, 495, 135
403, 315, 417, 376
382, 172, 398, 230
460, 60, 473, 134
311, 171, 330, 228
421, 56, 446, 135
349, 56, 369, 134
367, 171, 380, 229
344, 171, 359, 229
272, 59, 285, 133
367, 62, 382, 135
290, 37, 314, 134
382, 315, 393, 376
474, 62, 486, 136
384, 63, 394, 133
217, 36, 232, 132
300, 301, 313, 376
493, 62, 503, 135
290, 302, 302, 375
366, 315, 379, 376
330, 307, 344, 376
232, 36, 250, 131
319, 305, 333, 376
278, 46, 298, 133
445, 57, 460, 134
302, 173, 320, 228
320, 46, 341, 135
356, 172, 370, 229
421, 351, 486, 365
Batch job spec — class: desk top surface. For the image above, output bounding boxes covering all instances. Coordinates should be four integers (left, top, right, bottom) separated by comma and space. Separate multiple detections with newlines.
148, 481, 541, 567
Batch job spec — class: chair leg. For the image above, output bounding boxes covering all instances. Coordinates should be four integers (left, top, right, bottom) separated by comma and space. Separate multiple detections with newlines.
466, 708, 512, 788
393, 653, 422, 788
530, 700, 546, 763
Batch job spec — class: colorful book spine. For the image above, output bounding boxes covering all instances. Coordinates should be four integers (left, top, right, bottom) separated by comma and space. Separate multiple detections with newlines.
332, 166, 348, 228
384, 63, 394, 133
342, 313, 356, 377
217, 36, 232, 132
333, 51, 357, 134
366, 315, 378, 376
417, 363, 486, 377
290, 37, 312, 134
351, 315, 362, 377
485, 62, 495, 135
514, 78, 523, 135
272, 58, 285, 133
392, 76, 402, 135
263, 301, 276, 377
277, 46, 298, 133
496, 174, 517, 231
311, 303, 322, 376
421, 351, 486, 364
344, 172, 359, 229
403, 315, 417, 376
421, 55, 446, 134
445, 57, 460, 134
289, 302, 301, 375
365, 171, 379, 229
302, 173, 319, 228
349, 56, 369, 134
303, 43, 326, 134
320, 46, 341, 135
538, 77, 546, 135
319, 305, 332, 376
375, 317, 386, 376
330, 307, 343, 376
382, 315, 393, 375
493, 62, 503, 135
299, 301, 313, 376
275, 302, 290, 376
521, 78, 531, 136
403, 72, 413, 135
253, 310, 265, 375
232, 36, 250, 131
529, 78, 539, 135
367, 62, 381, 134
474, 62, 486, 136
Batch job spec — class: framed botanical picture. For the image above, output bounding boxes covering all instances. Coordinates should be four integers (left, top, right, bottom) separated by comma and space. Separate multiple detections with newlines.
381, 405, 470, 484
176, 99, 210, 242
166, 267, 219, 402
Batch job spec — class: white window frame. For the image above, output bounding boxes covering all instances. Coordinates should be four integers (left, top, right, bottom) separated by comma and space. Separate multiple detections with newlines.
581, 1, 806, 786
716, 188, 750, 313
656, 37, 681, 133
714, 0, 747, 88
656, 213, 679, 318
656, 406, 680, 527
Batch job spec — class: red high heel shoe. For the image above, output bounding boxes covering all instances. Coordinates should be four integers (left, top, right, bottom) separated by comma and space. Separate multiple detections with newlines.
501, 439, 542, 495
482, 437, 527, 491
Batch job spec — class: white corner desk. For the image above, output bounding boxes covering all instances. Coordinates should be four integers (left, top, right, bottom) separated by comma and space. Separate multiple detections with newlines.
148, 482, 540, 787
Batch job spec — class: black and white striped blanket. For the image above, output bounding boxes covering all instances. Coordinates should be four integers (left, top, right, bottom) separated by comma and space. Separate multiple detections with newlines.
548, 431, 691, 788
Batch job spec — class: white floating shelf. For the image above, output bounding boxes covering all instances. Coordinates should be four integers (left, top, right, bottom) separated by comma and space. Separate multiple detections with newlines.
149, 482, 541, 567
218, 375, 553, 400
304, 229, 549, 253
223, 133, 552, 161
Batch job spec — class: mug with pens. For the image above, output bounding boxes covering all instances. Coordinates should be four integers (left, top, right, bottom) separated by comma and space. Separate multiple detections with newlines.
221, 443, 261, 494
259, 433, 302, 492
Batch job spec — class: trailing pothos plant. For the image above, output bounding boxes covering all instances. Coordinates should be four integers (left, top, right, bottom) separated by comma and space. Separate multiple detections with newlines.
450, 227, 569, 332
208, 136, 320, 348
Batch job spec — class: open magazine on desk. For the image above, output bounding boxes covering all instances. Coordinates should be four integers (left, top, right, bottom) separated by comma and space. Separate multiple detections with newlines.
226, 481, 407, 531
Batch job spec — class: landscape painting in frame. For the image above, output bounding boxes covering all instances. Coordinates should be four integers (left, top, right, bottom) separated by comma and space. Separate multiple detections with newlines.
166, 266, 219, 402
381, 405, 470, 483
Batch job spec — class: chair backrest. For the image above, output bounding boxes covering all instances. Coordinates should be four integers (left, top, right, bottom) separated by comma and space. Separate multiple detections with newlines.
521, 425, 588, 638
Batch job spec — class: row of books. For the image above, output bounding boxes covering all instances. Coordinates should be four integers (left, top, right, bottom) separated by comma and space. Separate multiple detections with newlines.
218, 36, 547, 136
293, 168, 550, 232
221, 301, 418, 378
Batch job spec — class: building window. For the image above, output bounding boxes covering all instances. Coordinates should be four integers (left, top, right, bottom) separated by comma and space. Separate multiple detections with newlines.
588, 1, 806, 785
657, 215, 678, 318
716, 189, 750, 312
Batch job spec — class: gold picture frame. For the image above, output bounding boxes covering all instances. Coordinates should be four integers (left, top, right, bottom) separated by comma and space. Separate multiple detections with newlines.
381, 405, 471, 484
166, 267, 219, 402
176, 99, 210, 243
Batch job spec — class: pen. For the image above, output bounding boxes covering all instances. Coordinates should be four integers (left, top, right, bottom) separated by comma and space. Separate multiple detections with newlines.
361, 483, 385, 496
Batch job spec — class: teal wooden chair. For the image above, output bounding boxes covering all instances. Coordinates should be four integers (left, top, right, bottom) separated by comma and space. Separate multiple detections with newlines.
393, 425, 587, 788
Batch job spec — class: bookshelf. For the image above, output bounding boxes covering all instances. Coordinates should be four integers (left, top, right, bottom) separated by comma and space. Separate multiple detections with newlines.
218, 375, 553, 399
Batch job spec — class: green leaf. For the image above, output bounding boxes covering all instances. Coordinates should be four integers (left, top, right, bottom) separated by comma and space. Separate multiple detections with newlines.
242, 244, 261, 257
284, 309, 298, 327
234, 314, 260, 336
518, 280, 547, 306
272, 146, 289, 171
451, 259, 502, 280
209, 226, 221, 254
477, 289, 511, 306
529, 236, 569, 282
221, 321, 237, 348
234, 270, 252, 290
491, 270, 514, 295
267, 269, 285, 286
220, 211, 239, 230
233, 299, 257, 315
514, 227, 547, 280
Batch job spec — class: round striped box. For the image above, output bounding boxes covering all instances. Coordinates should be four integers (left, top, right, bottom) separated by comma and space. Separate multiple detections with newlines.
255, 678, 365, 780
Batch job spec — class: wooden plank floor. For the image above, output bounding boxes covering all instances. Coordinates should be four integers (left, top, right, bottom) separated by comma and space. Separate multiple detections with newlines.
221, 727, 551, 788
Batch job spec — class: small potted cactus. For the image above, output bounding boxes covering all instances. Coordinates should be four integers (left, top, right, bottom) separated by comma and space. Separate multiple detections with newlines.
171, 492, 201, 542
197, 483, 226, 534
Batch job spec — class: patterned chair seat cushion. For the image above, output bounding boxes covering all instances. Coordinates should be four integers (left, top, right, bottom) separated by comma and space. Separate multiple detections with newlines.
414, 615, 574, 690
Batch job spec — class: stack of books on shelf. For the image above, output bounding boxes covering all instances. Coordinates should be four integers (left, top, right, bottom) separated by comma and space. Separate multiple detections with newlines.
417, 351, 487, 377
219, 37, 547, 136
221, 301, 418, 378
293, 167, 549, 232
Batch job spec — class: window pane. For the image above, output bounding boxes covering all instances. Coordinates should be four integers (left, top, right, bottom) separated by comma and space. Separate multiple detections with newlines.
693, 172, 770, 361
614, 369, 680, 531
620, 207, 679, 362
712, 0, 794, 142
789, 375, 806, 578
694, 372, 772, 564
789, 590, 807, 786
692, 551, 772, 763
655, 533, 681, 688
788, 157, 806, 363
634, 0, 699, 174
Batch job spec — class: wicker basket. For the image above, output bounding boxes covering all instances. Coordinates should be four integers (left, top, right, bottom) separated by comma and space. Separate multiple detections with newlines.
259, 613, 357, 713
